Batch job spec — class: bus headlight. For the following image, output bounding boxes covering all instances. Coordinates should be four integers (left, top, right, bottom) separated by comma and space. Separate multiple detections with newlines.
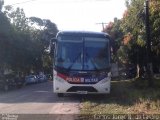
99, 78, 108, 84
56, 77, 65, 83
108, 72, 111, 77
56, 87, 59, 90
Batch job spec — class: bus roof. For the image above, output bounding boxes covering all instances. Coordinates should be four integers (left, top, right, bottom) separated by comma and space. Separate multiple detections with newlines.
56, 31, 110, 38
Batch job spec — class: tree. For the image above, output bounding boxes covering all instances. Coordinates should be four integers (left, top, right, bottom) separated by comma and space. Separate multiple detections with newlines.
29, 17, 58, 73
1, 5, 58, 74
4, 6, 29, 32
117, 0, 148, 78
105, 0, 160, 81
149, 0, 160, 74
29, 17, 58, 46
0, 2, 15, 71
0, 0, 4, 12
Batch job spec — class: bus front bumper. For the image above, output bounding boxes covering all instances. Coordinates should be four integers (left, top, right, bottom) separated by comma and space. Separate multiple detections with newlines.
53, 77, 111, 94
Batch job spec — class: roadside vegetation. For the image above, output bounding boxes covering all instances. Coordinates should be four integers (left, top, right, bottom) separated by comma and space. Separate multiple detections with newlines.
0, 0, 58, 75
0, 0, 57, 91
80, 0, 160, 115
81, 78, 160, 114
79, 0, 160, 115
103, 0, 160, 82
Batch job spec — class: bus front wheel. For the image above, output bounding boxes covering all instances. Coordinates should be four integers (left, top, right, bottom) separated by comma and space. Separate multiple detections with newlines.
57, 93, 64, 97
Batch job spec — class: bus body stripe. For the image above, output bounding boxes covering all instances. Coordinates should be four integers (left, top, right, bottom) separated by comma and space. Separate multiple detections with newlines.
57, 73, 67, 80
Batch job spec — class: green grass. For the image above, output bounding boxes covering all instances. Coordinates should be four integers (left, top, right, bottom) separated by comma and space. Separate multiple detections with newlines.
80, 79, 160, 114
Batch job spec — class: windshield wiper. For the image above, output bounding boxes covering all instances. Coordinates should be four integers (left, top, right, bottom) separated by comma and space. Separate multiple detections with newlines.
67, 52, 82, 70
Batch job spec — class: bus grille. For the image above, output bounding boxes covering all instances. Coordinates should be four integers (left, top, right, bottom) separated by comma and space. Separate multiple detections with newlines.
67, 86, 98, 92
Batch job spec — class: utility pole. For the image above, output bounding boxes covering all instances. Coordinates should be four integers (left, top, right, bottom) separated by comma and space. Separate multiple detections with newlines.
144, 0, 153, 87
96, 22, 108, 31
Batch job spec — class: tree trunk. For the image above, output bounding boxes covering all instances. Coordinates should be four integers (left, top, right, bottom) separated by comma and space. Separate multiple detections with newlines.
137, 64, 140, 78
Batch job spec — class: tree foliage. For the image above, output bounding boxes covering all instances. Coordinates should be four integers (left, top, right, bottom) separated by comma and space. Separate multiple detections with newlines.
0, 4, 58, 75
150, 0, 160, 55
103, 18, 124, 62
103, 0, 160, 77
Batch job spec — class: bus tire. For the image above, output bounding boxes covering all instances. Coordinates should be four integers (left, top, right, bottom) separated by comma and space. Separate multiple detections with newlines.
57, 93, 64, 97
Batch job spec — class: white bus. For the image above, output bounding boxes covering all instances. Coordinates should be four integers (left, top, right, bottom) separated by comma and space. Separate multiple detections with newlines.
53, 31, 111, 97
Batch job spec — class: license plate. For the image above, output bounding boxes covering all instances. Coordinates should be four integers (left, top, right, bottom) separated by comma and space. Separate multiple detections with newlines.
77, 91, 88, 94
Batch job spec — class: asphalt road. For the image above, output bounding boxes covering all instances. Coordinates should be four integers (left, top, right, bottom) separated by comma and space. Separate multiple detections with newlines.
0, 81, 80, 119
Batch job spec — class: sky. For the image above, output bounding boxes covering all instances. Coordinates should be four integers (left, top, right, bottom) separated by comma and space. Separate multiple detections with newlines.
4, 0, 126, 32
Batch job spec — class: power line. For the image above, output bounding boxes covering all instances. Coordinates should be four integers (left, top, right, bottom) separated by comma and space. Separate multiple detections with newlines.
7, 0, 38, 6
6, 0, 111, 6
96, 22, 108, 31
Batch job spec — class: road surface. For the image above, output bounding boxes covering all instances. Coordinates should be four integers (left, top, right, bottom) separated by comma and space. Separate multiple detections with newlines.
0, 81, 80, 119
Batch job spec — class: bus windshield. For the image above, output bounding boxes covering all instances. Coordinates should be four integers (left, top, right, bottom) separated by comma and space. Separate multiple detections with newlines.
84, 37, 109, 70
55, 35, 110, 71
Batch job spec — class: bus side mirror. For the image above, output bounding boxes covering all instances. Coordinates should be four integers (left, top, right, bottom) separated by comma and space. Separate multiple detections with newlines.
45, 38, 57, 54
51, 38, 57, 44
50, 38, 57, 54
